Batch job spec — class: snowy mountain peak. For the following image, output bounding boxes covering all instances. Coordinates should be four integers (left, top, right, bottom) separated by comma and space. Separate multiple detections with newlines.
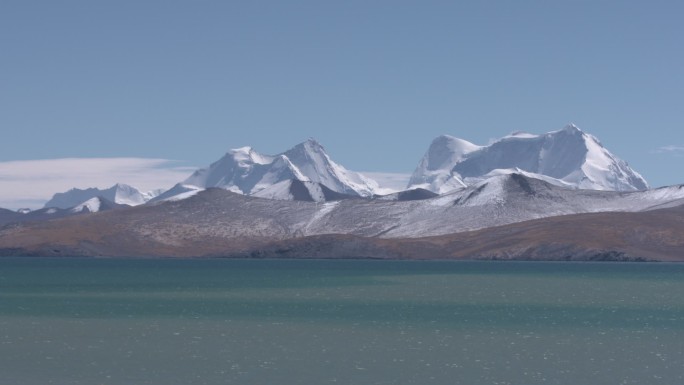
228, 146, 273, 165
285, 138, 324, 159
182, 139, 380, 197
45, 183, 153, 209
406, 135, 480, 194
430, 135, 481, 164
561, 123, 581, 132
283, 138, 329, 164
304, 137, 323, 147
408, 125, 648, 193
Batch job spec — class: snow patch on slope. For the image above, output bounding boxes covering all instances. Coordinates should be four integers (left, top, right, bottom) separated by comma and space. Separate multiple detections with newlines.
252, 180, 295, 201
70, 197, 102, 213
252, 179, 353, 202
304, 201, 341, 232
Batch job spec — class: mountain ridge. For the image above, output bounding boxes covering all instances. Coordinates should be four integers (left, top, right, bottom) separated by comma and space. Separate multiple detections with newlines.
3, 196, 683, 261
36, 124, 650, 207
3, 173, 684, 259
3, 124, 679, 261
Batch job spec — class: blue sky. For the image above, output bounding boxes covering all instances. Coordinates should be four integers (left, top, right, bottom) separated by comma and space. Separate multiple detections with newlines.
1, 1, 683, 207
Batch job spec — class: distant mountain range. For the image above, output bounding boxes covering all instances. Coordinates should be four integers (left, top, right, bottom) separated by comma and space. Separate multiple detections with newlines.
33, 124, 649, 211
1, 124, 682, 261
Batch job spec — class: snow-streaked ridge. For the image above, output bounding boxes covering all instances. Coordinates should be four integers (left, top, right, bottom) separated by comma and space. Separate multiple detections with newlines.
132, 174, 684, 240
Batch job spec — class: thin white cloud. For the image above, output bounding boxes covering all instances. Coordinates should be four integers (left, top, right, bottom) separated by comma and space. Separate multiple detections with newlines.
0, 158, 196, 210
361, 171, 412, 193
0, 159, 413, 210
655, 145, 684, 154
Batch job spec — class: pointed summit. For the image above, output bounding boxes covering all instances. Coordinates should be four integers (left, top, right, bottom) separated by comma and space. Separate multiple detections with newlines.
561, 123, 581, 132
284, 138, 325, 159
304, 137, 322, 147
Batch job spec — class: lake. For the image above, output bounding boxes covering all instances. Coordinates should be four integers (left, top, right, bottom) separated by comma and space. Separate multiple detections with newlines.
0, 258, 682, 384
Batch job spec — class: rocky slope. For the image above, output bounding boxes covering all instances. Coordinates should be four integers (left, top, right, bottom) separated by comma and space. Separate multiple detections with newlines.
229, 205, 684, 262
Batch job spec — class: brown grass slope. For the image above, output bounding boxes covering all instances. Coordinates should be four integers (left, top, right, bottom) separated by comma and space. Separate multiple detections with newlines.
1, 197, 683, 261
231, 205, 684, 261
433, 204, 684, 261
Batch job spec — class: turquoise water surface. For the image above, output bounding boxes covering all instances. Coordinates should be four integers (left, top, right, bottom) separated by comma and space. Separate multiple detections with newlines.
1, 258, 683, 384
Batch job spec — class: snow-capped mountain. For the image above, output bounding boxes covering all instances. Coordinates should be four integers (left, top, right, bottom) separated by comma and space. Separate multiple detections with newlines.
183, 138, 380, 197
44, 183, 157, 209
408, 124, 648, 193
33, 125, 650, 213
